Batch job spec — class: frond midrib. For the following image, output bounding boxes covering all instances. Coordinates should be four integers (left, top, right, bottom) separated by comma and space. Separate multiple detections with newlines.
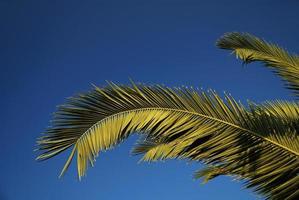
77, 107, 299, 157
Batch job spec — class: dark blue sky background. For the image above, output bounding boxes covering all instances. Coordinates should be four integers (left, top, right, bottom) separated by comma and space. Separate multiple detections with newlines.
1, 0, 299, 199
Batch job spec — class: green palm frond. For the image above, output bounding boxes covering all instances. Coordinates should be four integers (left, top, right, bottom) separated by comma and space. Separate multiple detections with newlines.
217, 32, 299, 96
37, 82, 299, 199
133, 100, 299, 199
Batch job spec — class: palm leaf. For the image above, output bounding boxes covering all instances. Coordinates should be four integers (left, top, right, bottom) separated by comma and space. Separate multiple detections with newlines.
133, 100, 299, 199
217, 32, 299, 97
36, 82, 299, 199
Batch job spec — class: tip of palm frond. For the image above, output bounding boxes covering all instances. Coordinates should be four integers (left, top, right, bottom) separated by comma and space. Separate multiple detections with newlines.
216, 32, 255, 49
217, 32, 299, 98
217, 32, 259, 62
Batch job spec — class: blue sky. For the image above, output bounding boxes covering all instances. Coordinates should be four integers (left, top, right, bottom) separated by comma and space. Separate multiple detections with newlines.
1, 0, 299, 199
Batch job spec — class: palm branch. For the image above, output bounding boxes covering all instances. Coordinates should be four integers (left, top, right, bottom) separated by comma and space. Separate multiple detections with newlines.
133, 100, 299, 199
36, 82, 299, 200
217, 32, 299, 97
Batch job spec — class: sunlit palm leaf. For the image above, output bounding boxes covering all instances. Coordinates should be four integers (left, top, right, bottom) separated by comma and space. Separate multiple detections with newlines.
217, 32, 299, 97
37, 82, 299, 199
133, 100, 299, 199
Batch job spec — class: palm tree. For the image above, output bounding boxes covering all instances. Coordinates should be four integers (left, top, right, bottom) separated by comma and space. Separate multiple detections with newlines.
36, 32, 299, 200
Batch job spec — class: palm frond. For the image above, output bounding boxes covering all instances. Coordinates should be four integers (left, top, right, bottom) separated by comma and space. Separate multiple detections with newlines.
133, 100, 299, 199
36, 82, 299, 199
217, 32, 299, 97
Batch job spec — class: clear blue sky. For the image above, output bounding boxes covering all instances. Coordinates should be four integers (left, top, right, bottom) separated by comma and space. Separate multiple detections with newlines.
1, 0, 299, 199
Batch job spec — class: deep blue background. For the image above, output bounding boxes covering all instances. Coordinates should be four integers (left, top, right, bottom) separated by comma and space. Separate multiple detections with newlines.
1, 0, 299, 199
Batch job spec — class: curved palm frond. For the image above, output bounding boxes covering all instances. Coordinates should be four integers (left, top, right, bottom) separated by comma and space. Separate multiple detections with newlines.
37, 82, 299, 199
133, 100, 299, 199
217, 32, 299, 97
